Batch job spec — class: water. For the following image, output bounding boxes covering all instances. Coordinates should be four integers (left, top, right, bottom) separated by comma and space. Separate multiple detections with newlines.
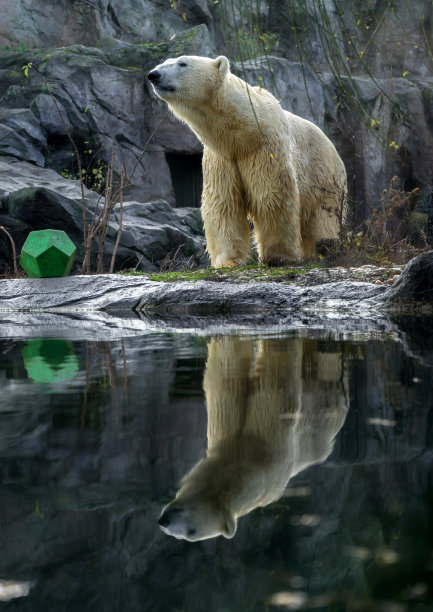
0, 319, 433, 611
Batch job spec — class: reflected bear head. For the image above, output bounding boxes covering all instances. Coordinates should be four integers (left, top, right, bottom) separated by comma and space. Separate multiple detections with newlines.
159, 499, 236, 542
159, 336, 349, 541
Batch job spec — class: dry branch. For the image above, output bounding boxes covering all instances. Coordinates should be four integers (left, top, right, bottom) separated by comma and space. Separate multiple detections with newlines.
0, 226, 18, 276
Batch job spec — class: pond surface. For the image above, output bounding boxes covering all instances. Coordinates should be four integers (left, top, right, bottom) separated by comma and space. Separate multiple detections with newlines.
0, 319, 433, 611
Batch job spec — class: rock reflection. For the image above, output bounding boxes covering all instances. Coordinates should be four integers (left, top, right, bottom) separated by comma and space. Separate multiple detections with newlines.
159, 336, 349, 541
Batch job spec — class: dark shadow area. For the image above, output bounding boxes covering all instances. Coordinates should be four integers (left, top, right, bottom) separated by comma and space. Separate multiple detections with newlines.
165, 152, 203, 208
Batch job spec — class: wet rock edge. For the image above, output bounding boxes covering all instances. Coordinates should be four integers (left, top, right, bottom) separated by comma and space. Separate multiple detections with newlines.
0, 251, 431, 317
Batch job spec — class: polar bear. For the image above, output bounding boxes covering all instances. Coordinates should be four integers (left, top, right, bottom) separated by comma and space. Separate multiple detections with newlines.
148, 55, 346, 266
158, 337, 349, 541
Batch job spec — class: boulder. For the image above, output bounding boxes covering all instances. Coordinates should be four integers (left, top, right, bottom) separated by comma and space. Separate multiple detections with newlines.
0, 108, 46, 166
0, 274, 386, 315
0, 155, 100, 203
107, 200, 205, 271
0, 248, 431, 319
384, 250, 433, 310
322, 73, 433, 220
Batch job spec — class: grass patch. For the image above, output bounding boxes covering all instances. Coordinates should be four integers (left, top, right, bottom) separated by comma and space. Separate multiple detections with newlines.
120, 264, 321, 283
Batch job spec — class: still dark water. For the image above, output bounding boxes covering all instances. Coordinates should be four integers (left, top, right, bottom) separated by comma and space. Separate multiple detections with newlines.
1, 320, 433, 611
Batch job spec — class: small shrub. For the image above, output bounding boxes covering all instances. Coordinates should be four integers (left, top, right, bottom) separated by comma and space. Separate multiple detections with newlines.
331, 176, 427, 266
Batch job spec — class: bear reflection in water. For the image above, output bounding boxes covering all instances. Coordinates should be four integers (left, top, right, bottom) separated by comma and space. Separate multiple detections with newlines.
159, 337, 349, 541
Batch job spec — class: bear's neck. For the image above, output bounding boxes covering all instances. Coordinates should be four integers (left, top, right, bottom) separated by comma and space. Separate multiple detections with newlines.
168, 75, 270, 157
179, 437, 294, 519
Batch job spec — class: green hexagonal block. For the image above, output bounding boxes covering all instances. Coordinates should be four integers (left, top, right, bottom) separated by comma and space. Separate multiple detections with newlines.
20, 229, 77, 278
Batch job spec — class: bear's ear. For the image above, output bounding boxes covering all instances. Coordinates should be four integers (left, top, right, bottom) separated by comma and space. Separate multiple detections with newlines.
213, 56, 230, 78
222, 512, 237, 539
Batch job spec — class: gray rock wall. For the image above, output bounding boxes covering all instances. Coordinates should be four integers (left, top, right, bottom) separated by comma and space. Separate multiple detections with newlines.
0, 0, 213, 50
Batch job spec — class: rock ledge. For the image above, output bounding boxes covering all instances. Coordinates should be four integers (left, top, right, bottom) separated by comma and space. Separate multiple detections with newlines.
0, 251, 431, 317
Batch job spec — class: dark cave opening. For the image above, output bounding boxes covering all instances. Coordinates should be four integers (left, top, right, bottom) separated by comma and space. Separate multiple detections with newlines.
165, 153, 203, 208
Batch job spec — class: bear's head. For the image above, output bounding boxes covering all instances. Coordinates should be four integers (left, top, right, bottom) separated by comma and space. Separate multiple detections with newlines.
158, 498, 237, 542
148, 55, 230, 105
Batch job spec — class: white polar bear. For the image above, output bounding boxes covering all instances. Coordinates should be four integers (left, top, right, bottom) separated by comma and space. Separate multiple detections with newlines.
158, 337, 349, 541
148, 55, 347, 266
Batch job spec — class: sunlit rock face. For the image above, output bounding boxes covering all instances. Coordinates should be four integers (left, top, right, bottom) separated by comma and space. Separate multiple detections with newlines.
159, 336, 349, 541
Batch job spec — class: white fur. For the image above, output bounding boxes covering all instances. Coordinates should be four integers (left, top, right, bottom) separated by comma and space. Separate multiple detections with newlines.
150, 55, 347, 266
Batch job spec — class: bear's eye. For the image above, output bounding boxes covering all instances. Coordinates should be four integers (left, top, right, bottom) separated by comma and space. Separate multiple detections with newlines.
179, 62, 187, 67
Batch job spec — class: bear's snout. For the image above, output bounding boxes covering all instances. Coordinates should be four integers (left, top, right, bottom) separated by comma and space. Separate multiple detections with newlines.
148, 70, 161, 84
158, 507, 199, 539
158, 506, 183, 528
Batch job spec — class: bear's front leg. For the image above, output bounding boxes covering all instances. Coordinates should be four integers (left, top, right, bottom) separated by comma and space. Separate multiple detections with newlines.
253, 212, 303, 266
201, 149, 251, 267
238, 150, 303, 266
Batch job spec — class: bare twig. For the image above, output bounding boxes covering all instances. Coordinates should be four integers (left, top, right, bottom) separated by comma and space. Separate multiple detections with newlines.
96, 152, 115, 274
133, 255, 144, 271
0, 226, 18, 276
159, 243, 185, 272
110, 164, 125, 273
332, 176, 423, 266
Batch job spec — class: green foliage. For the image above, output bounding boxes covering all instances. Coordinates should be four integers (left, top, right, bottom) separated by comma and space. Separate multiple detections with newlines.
61, 168, 73, 180
61, 154, 106, 194
217, 1, 280, 62
21, 62, 32, 78
3, 42, 28, 52
168, 0, 187, 21
34, 499, 44, 518
231, 26, 279, 61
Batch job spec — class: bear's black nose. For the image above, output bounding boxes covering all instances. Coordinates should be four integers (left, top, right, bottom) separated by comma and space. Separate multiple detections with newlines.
158, 512, 171, 528
148, 70, 161, 83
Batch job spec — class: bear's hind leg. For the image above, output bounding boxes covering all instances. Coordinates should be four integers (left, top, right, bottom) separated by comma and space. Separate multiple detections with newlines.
202, 150, 251, 267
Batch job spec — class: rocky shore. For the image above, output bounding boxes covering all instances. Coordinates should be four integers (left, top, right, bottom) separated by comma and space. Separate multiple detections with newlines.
0, 251, 430, 319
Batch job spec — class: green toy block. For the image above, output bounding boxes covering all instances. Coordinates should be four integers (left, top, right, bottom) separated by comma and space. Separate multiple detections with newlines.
20, 229, 77, 278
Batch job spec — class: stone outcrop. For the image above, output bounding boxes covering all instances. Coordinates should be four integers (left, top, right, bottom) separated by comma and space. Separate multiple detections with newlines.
385, 250, 433, 310
0, 251, 431, 322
